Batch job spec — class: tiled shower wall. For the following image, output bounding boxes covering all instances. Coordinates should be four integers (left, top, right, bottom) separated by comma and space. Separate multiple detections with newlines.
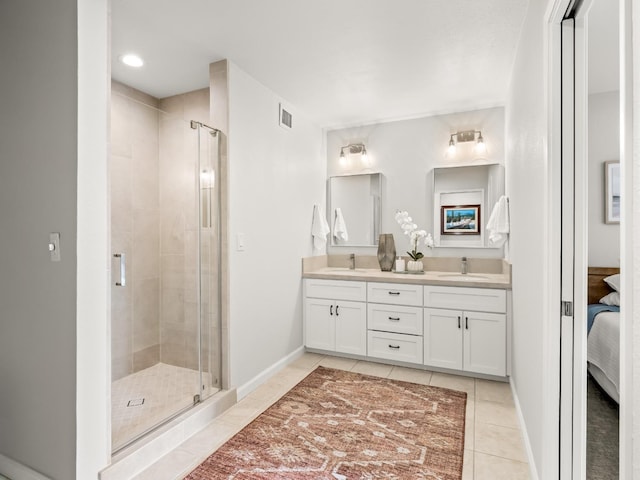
111, 81, 161, 380
158, 89, 210, 371
110, 81, 211, 381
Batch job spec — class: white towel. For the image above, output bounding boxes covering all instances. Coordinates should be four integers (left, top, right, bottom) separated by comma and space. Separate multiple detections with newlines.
333, 207, 349, 242
311, 204, 330, 250
486, 195, 510, 246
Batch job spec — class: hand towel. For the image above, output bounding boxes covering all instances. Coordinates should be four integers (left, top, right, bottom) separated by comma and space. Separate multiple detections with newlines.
486, 195, 510, 246
311, 204, 330, 250
333, 207, 349, 242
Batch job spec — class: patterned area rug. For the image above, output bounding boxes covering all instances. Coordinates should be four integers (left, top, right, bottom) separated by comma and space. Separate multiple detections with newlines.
186, 366, 467, 479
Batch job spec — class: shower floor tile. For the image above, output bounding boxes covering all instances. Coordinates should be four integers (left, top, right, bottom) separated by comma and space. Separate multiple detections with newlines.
112, 363, 218, 450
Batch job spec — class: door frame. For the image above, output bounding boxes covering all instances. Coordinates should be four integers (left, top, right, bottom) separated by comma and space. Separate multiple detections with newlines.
552, 0, 629, 478
546, 1, 590, 478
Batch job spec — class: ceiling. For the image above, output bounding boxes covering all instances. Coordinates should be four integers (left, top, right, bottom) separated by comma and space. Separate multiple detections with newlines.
111, 0, 532, 128
111, 1, 620, 129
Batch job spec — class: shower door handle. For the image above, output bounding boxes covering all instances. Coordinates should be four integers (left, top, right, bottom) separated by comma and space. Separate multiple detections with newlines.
114, 253, 126, 287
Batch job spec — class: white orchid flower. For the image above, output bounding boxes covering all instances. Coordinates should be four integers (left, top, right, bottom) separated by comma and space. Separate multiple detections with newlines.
424, 233, 434, 248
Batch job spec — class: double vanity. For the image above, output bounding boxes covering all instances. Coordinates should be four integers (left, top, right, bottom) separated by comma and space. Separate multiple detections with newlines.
302, 256, 512, 380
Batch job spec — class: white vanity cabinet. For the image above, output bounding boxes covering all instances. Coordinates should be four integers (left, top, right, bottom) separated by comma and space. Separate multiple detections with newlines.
423, 286, 507, 376
304, 279, 367, 355
366, 283, 423, 365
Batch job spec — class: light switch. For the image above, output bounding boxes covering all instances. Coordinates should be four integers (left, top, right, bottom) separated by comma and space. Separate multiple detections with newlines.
49, 232, 61, 262
236, 233, 245, 252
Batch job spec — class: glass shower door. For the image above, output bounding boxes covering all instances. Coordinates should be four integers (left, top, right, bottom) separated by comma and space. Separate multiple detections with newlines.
195, 121, 222, 401
109, 86, 221, 452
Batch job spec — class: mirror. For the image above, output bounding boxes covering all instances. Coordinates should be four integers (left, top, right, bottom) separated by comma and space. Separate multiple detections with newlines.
328, 173, 382, 247
432, 164, 505, 248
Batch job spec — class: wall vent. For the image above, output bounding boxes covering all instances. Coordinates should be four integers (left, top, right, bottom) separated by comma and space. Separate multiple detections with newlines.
279, 103, 292, 129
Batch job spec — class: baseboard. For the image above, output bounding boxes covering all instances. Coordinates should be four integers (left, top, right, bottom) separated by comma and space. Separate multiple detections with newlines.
509, 378, 540, 480
0, 454, 51, 480
236, 346, 305, 400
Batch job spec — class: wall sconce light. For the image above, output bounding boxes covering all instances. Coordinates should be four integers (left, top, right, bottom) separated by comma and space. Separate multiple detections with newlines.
446, 130, 487, 158
339, 143, 368, 167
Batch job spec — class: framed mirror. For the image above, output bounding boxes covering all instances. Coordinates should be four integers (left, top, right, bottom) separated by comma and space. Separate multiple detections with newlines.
328, 173, 382, 247
432, 164, 505, 248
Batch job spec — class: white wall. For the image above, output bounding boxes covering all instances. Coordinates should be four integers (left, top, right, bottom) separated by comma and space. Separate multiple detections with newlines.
227, 63, 325, 389
77, 0, 110, 477
504, 0, 554, 477
0, 1, 79, 479
588, 91, 621, 267
326, 108, 505, 259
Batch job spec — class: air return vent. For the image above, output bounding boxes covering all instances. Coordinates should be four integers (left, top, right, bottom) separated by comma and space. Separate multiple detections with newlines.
279, 103, 292, 129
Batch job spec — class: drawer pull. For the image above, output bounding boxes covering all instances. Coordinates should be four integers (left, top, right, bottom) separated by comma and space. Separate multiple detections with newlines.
388, 344, 400, 349
465, 317, 469, 330
388, 291, 401, 296
388, 316, 400, 321
330, 305, 333, 316
457, 316, 461, 329
336, 305, 340, 316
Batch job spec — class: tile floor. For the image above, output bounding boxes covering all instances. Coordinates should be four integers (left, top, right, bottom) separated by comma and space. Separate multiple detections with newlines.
133, 354, 530, 479
112, 363, 218, 451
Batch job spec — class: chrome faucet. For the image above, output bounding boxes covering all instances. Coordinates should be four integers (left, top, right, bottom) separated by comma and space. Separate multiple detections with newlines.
349, 253, 356, 270
461, 257, 468, 275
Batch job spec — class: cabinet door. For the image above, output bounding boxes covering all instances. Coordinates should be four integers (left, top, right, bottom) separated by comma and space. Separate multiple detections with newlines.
335, 300, 367, 355
463, 311, 506, 376
305, 298, 335, 351
424, 308, 463, 370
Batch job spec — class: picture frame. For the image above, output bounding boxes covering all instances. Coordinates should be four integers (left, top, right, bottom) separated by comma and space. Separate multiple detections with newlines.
604, 160, 620, 224
441, 204, 481, 235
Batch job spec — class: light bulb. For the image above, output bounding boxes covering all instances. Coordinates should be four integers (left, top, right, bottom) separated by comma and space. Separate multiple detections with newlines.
361, 147, 368, 166
474, 134, 487, 156
447, 138, 456, 157
339, 150, 347, 167
120, 53, 144, 67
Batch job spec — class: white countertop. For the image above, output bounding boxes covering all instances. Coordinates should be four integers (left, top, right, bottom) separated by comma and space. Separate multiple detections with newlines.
302, 267, 511, 289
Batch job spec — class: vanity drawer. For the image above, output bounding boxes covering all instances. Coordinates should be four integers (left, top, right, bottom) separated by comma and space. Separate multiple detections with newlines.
367, 331, 423, 365
304, 279, 366, 302
368, 304, 423, 335
367, 282, 423, 306
423, 286, 506, 313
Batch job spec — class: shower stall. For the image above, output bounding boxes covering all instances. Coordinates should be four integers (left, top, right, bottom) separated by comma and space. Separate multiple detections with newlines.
109, 83, 222, 452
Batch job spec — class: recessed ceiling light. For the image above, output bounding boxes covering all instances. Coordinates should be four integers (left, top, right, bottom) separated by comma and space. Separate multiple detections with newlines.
119, 54, 144, 68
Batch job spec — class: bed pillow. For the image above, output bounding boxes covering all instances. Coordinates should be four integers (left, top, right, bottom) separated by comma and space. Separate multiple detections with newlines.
600, 291, 620, 306
604, 273, 621, 292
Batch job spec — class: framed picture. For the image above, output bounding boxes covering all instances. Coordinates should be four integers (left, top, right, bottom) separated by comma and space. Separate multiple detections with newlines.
605, 160, 620, 224
441, 204, 481, 235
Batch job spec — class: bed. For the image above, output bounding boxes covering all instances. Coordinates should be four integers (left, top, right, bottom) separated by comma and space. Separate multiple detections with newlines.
587, 267, 621, 403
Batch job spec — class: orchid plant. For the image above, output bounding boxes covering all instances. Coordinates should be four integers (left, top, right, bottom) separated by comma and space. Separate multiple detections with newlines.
394, 210, 434, 261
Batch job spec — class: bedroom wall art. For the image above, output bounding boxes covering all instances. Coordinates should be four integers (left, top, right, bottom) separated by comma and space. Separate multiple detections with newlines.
605, 160, 620, 224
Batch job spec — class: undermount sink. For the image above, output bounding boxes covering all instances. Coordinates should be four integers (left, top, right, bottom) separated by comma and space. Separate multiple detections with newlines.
436, 273, 490, 281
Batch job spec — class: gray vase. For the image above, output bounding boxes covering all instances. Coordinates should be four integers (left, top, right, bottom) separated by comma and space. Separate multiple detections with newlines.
377, 233, 396, 271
